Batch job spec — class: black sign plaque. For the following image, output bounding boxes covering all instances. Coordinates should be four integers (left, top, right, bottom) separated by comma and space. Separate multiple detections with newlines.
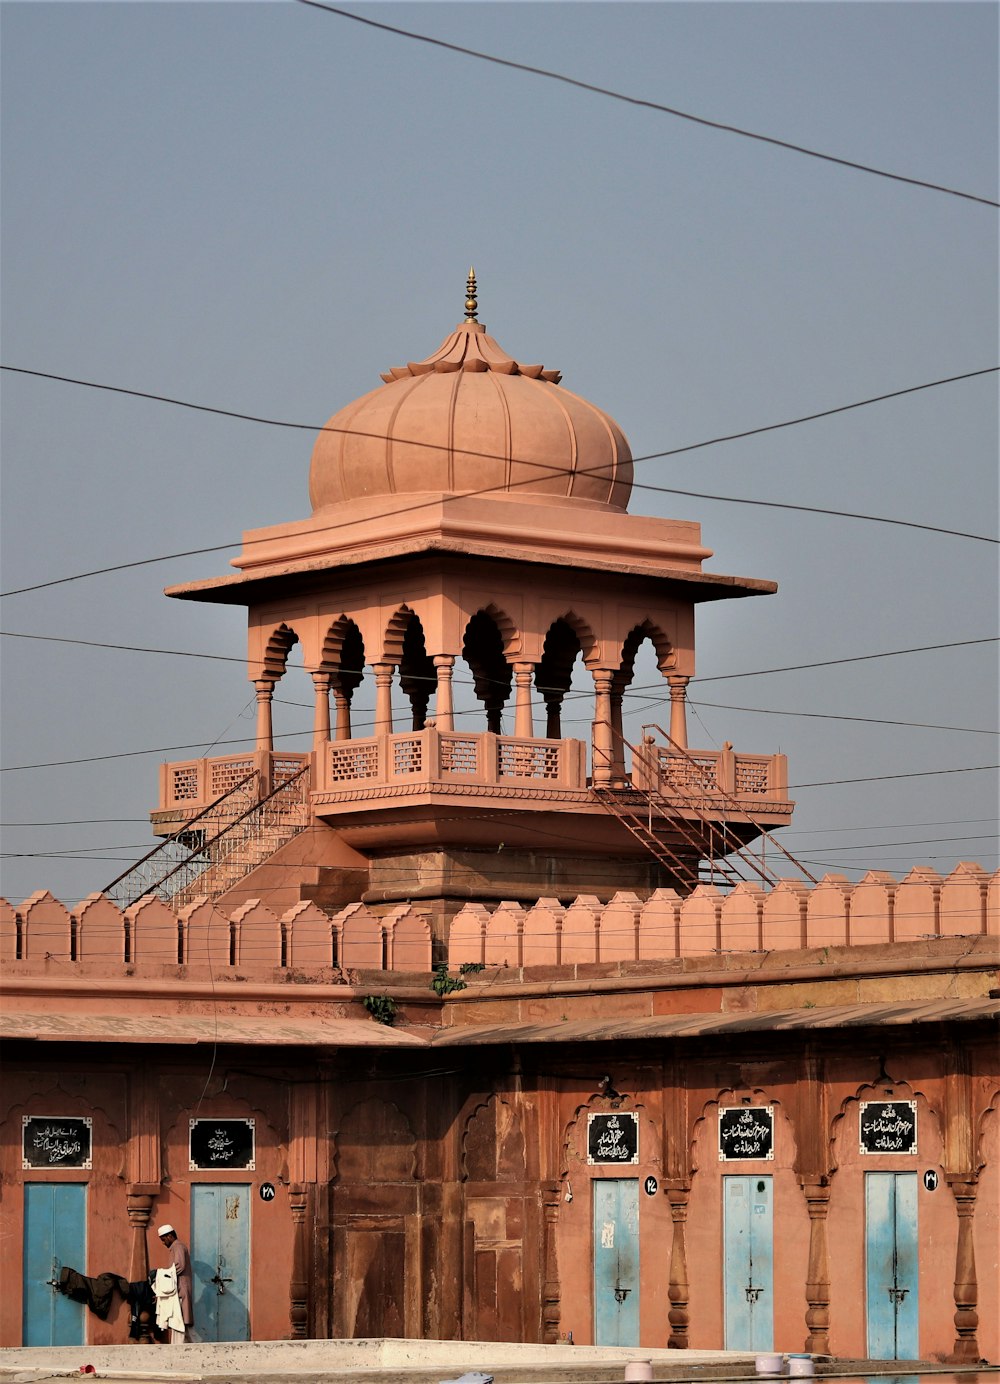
859, 1100, 917, 1156
587, 1112, 639, 1165
189, 1118, 255, 1171
719, 1106, 774, 1161
22, 1116, 93, 1169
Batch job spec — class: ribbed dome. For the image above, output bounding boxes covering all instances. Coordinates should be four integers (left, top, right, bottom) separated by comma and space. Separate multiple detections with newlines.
308, 317, 633, 512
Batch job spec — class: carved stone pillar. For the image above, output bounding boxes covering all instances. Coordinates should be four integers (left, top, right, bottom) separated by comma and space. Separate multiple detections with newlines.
289, 1183, 310, 1339
665, 1181, 691, 1348
513, 662, 534, 739
332, 686, 352, 741
610, 689, 626, 781
433, 656, 455, 732
373, 662, 394, 735
801, 1179, 832, 1354
543, 693, 561, 740
126, 1188, 157, 1343
311, 671, 331, 751
541, 1181, 562, 1344
667, 674, 690, 750
592, 670, 614, 786
254, 679, 274, 752
948, 1177, 981, 1361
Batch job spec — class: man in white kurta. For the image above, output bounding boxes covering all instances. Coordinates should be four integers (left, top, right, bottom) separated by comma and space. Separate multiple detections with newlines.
156, 1224, 194, 1342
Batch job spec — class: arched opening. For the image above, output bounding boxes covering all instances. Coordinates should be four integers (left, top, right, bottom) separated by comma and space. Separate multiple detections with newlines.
259, 622, 314, 768
461, 609, 513, 733
612, 622, 677, 774
321, 617, 366, 741
398, 614, 435, 731
536, 618, 588, 739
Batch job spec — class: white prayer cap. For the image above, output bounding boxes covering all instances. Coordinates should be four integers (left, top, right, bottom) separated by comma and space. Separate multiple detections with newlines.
157, 1224, 175, 1236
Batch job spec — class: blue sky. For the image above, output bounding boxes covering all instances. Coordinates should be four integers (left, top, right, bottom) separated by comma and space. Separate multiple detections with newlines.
1, 1, 997, 905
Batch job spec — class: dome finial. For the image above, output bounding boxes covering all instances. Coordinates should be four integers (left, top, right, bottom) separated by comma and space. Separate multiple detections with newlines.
464, 266, 478, 323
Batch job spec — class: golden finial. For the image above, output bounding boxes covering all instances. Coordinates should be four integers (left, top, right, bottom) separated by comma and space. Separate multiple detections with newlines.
464, 266, 478, 322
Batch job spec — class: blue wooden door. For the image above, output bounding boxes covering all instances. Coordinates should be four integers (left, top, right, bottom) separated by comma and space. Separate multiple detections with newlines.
723, 1175, 773, 1350
191, 1184, 251, 1341
866, 1172, 919, 1359
23, 1183, 87, 1346
593, 1179, 640, 1345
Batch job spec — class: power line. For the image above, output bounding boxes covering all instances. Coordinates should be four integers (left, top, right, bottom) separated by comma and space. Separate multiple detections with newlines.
1, 362, 995, 598
690, 698, 998, 736
780, 816, 998, 838
694, 638, 999, 683
2, 632, 997, 771
789, 764, 998, 789
294, 0, 1000, 209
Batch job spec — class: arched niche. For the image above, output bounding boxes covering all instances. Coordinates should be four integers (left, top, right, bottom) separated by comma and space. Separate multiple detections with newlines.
462, 1093, 526, 1183
333, 1096, 416, 1184
686, 1086, 804, 1350
826, 1074, 951, 1359
555, 1089, 668, 1347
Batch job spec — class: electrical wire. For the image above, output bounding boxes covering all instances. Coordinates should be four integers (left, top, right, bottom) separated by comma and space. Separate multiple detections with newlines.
3, 627, 996, 700
1, 362, 996, 600
688, 698, 998, 736
294, 0, 1000, 209
789, 765, 998, 789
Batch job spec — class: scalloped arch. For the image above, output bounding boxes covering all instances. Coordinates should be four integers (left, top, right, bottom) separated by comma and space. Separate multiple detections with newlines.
321, 615, 365, 669
545, 611, 599, 666
828, 1075, 943, 1175
690, 1085, 792, 1175
465, 603, 521, 658
615, 619, 676, 685
261, 622, 301, 682
382, 605, 422, 663
974, 1084, 1000, 1174
560, 1087, 657, 1179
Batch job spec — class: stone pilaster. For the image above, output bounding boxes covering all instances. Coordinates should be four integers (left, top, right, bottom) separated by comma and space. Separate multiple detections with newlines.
542, 1181, 562, 1344
948, 1176, 981, 1362
289, 1183, 310, 1339
665, 1181, 691, 1348
801, 1179, 832, 1354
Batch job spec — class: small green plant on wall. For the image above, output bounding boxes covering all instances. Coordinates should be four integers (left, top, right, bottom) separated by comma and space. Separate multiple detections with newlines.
363, 994, 397, 1026
430, 961, 485, 997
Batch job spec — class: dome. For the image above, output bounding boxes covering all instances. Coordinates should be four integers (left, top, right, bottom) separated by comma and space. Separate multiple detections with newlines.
308, 285, 633, 513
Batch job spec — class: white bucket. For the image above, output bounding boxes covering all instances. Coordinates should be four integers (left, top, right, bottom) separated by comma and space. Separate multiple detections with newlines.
788, 1355, 814, 1377
755, 1354, 784, 1375
624, 1363, 654, 1382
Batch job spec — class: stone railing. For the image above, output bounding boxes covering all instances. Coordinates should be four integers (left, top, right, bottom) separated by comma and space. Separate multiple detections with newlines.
317, 729, 588, 794
155, 750, 310, 817
631, 742, 788, 800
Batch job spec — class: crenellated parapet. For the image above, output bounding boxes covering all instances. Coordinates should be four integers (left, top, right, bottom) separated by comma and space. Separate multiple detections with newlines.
2, 862, 996, 978
448, 863, 998, 968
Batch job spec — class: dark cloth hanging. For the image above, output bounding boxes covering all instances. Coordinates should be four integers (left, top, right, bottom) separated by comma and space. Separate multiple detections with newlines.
125, 1277, 159, 1340
56, 1266, 129, 1320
